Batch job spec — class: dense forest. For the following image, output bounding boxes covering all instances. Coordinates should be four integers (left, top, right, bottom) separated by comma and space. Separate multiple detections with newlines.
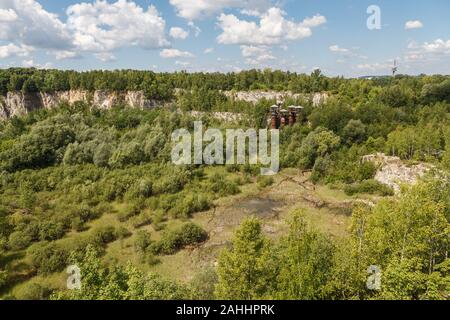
0, 68, 449, 300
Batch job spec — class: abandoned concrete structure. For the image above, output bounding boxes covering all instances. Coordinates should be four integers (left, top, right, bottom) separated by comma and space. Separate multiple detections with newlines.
270, 104, 304, 129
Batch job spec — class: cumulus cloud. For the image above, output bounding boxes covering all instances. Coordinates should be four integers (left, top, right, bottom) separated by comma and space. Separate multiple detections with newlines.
66, 0, 169, 54
0, 8, 18, 22
0, 43, 33, 59
401, 38, 450, 66
169, 0, 272, 20
0, 0, 171, 62
160, 48, 194, 58
204, 48, 214, 54
170, 27, 189, 40
421, 39, 450, 53
240, 45, 275, 65
405, 20, 423, 30
217, 8, 326, 46
94, 52, 117, 62
21, 59, 53, 69
54, 50, 81, 60
0, 0, 73, 50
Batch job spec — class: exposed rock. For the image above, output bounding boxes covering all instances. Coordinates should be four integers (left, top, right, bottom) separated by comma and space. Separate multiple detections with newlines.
223, 90, 329, 106
0, 90, 160, 121
187, 110, 243, 122
362, 153, 433, 193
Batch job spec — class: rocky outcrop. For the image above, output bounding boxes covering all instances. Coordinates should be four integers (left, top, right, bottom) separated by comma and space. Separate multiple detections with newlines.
0, 90, 160, 121
224, 90, 329, 107
363, 153, 433, 193
187, 110, 243, 122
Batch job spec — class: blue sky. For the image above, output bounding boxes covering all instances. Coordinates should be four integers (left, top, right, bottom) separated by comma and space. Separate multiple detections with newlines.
0, 0, 449, 77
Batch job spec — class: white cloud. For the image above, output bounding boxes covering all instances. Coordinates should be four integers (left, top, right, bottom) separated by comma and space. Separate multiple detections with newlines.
0, 0, 73, 50
0, 43, 33, 59
175, 60, 190, 66
0, 8, 18, 22
217, 8, 326, 46
169, 0, 272, 20
421, 39, 450, 53
0, 0, 171, 63
204, 48, 214, 54
405, 20, 423, 30
160, 48, 194, 58
21, 59, 52, 69
329, 45, 350, 53
54, 50, 81, 60
67, 0, 169, 54
188, 22, 201, 37
170, 27, 189, 40
240, 45, 275, 65
94, 52, 116, 62
356, 62, 391, 72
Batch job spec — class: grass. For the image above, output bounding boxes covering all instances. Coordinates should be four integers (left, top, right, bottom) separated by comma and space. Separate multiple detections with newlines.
1, 167, 380, 297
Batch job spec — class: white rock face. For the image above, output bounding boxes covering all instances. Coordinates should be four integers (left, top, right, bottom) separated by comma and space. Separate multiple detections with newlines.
0, 90, 159, 120
223, 90, 329, 107
363, 153, 432, 193
188, 110, 243, 122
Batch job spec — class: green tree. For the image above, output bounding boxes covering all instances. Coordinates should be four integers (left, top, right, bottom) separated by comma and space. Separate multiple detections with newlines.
215, 217, 276, 299
274, 211, 335, 300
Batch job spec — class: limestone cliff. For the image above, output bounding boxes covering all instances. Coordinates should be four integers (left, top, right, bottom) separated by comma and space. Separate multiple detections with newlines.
0, 90, 159, 121
223, 90, 329, 106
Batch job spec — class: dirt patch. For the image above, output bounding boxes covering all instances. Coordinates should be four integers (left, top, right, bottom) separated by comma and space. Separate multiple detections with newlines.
231, 197, 284, 219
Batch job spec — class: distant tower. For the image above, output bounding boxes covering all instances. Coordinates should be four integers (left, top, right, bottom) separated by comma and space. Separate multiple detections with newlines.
392, 60, 398, 77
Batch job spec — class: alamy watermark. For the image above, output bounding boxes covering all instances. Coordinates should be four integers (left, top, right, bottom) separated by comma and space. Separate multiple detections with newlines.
367, 265, 382, 291
367, 5, 381, 30
171, 121, 280, 175
67, 265, 81, 290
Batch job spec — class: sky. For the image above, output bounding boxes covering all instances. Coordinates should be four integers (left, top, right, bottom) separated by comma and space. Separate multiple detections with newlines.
0, 0, 449, 77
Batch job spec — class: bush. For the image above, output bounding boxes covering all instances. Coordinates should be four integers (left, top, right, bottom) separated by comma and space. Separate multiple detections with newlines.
89, 226, 118, 246
38, 221, 65, 241
27, 242, 68, 274
209, 174, 240, 197
171, 193, 211, 219
14, 282, 53, 300
152, 223, 208, 255
0, 269, 7, 289
130, 211, 153, 228
8, 231, 33, 251
134, 230, 152, 254
344, 179, 394, 196
257, 176, 274, 189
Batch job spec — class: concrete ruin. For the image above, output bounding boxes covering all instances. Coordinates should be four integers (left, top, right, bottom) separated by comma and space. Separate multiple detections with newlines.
270, 104, 304, 129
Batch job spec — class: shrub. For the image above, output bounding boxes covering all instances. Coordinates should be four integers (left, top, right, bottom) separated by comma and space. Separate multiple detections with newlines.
38, 221, 65, 241
0, 269, 7, 289
171, 193, 211, 219
27, 242, 68, 274
134, 230, 152, 254
344, 179, 394, 196
8, 231, 33, 251
14, 282, 53, 300
209, 174, 240, 197
152, 223, 208, 255
89, 226, 118, 246
130, 211, 153, 228
257, 176, 274, 189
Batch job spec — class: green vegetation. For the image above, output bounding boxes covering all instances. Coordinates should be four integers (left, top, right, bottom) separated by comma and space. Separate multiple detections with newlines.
0, 69, 449, 300
216, 179, 450, 300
